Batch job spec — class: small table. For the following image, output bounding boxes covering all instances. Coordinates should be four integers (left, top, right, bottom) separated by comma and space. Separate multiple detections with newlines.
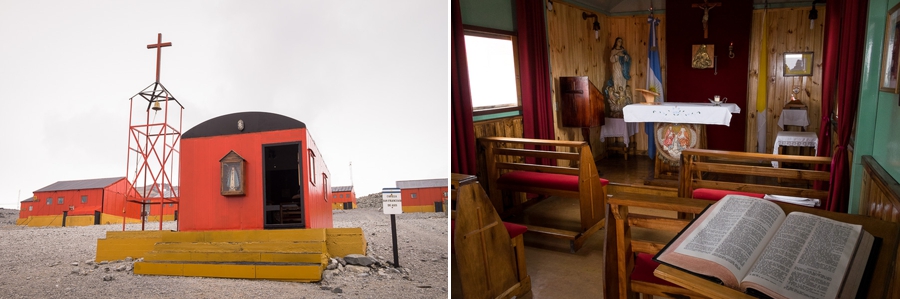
772, 131, 818, 167
777, 109, 809, 130
600, 118, 638, 159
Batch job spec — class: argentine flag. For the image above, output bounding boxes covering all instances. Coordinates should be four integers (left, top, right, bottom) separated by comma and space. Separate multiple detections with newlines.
646, 15, 665, 159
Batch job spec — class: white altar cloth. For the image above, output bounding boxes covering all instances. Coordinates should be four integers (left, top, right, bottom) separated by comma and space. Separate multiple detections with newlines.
600, 118, 639, 146
623, 102, 741, 126
777, 109, 810, 129
772, 131, 819, 167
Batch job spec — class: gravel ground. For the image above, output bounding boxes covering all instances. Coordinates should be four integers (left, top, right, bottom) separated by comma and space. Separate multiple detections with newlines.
0, 207, 448, 298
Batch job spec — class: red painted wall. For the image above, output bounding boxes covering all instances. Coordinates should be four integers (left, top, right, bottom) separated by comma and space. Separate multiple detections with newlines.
401, 187, 449, 207
304, 130, 332, 229
19, 201, 35, 219
21, 178, 140, 219
180, 128, 332, 231
665, 0, 752, 151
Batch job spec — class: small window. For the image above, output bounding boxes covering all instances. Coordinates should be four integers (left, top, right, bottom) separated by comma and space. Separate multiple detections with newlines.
57, 197, 64, 205
322, 174, 328, 201
340, 194, 344, 198
443, 192, 448, 197
46, 197, 52, 205
333, 194, 337, 199
464, 30, 521, 112
308, 150, 317, 185
169, 203, 173, 207
81, 195, 87, 204
411, 193, 417, 199
28, 206, 33, 211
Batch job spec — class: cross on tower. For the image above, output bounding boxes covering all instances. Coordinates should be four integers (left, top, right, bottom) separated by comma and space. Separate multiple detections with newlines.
146, 33, 172, 83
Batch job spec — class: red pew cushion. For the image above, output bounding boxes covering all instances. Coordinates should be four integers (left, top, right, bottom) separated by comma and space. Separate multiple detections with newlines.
630, 252, 679, 287
692, 188, 765, 202
497, 171, 609, 192
451, 220, 529, 248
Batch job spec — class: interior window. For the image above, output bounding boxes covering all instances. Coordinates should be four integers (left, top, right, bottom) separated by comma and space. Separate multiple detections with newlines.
464, 29, 521, 112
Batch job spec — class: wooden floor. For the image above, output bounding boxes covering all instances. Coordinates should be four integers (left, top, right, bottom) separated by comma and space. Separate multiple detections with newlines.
517, 152, 671, 299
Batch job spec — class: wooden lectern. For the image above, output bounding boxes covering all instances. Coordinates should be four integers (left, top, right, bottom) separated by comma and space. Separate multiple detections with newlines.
560, 76, 605, 146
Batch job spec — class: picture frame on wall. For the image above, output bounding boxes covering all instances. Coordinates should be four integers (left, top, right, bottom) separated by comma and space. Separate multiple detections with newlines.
880, 2, 900, 93
783, 52, 814, 77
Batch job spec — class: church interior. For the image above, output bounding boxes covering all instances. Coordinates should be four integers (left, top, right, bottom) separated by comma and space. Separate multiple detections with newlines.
451, 0, 900, 297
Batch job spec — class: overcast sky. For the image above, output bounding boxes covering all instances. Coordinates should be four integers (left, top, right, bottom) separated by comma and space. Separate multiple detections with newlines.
0, 1, 449, 209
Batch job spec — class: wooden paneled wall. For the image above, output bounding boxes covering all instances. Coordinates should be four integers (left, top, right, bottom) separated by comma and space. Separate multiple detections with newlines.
547, 1, 667, 158
745, 7, 825, 153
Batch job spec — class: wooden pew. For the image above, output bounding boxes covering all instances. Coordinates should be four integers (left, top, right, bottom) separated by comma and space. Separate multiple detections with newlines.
679, 148, 831, 204
451, 174, 530, 299
479, 137, 607, 252
860, 155, 900, 222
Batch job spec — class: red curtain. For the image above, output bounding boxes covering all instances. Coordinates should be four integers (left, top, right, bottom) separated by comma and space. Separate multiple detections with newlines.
816, 0, 868, 212
517, 0, 555, 164
451, 0, 476, 175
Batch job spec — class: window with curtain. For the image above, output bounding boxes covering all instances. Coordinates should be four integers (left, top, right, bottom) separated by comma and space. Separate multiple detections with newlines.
464, 29, 521, 114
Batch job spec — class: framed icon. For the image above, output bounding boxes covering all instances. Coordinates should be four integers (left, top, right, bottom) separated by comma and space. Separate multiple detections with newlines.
220, 150, 246, 196
881, 2, 900, 93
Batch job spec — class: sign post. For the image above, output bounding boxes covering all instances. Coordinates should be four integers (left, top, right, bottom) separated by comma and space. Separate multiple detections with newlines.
382, 188, 403, 267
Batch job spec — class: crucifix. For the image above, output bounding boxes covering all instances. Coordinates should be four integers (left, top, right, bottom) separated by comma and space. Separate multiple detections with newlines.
692, 0, 721, 39
146, 33, 172, 83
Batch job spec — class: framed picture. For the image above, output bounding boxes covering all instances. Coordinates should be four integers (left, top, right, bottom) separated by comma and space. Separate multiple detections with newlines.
880, 2, 900, 93
783, 52, 814, 76
220, 150, 246, 196
691, 44, 714, 69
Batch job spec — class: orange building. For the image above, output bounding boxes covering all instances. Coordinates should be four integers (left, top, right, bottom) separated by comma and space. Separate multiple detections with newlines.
17, 177, 142, 226
179, 112, 332, 231
331, 186, 357, 210
397, 178, 448, 213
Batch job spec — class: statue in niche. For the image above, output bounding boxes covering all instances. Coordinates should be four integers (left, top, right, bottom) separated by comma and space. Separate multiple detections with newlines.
603, 37, 632, 118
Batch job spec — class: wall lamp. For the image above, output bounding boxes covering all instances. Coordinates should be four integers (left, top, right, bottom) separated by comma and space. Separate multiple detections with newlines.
547, 0, 553, 11
809, 0, 821, 29
582, 12, 600, 40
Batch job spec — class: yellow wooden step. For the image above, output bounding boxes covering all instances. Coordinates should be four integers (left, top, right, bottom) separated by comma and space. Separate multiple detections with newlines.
133, 261, 323, 282
96, 238, 164, 262
151, 241, 326, 254
143, 251, 325, 264
160, 229, 326, 243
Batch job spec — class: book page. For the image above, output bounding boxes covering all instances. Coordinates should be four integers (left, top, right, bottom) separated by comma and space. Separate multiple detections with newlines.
660, 195, 785, 288
741, 212, 862, 299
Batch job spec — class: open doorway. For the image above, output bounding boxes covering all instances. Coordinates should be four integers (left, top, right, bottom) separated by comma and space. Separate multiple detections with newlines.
263, 142, 304, 229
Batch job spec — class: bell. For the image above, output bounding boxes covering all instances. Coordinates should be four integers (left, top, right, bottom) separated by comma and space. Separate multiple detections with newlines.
152, 101, 162, 111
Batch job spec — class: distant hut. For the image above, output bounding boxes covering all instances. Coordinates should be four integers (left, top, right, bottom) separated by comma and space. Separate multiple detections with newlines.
331, 186, 357, 210
134, 184, 179, 222
18, 177, 141, 226
179, 112, 331, 231
396, 178, 448, 213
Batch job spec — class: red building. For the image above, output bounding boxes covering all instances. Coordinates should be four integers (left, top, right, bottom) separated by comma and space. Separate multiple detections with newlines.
18, 177, 141, 226
331, 186, 356, 210
179, 112, 332, 231
397, 178, 448, 213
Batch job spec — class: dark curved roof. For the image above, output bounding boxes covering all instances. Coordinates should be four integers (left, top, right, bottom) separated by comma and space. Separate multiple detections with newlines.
183, 112, 306, 139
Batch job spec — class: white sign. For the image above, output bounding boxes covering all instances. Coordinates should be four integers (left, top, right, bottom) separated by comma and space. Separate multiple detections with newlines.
382, 188, 403, 214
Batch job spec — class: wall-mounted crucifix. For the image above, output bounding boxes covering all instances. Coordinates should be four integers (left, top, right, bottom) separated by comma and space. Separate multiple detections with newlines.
692, 0, 721, 39
147, 33, 172, 83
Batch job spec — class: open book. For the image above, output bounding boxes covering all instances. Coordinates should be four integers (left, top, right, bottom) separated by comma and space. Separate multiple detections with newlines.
655, 195, 875, 299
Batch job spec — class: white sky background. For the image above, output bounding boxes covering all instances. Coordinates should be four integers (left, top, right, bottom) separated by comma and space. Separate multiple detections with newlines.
0, 1, 449, 209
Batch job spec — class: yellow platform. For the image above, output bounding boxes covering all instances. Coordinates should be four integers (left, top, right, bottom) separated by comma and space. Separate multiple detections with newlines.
97, 228, 367, 282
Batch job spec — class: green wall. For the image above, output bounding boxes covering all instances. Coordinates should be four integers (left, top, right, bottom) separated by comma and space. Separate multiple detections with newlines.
459, 0, 515, 31
851, 0, 900, 214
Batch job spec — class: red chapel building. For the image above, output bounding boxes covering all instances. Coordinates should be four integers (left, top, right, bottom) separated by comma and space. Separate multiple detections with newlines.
397, 178, 448, 213
179, 112, 332, 231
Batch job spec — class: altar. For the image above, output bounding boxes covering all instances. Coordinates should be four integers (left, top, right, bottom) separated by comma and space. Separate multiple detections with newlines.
623, 102, 741, 178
